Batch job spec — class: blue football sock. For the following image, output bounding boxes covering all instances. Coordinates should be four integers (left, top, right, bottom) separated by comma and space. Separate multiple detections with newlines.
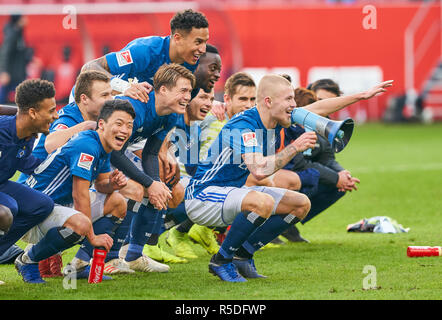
125, 244, 144, 262
28, 227, 83, 262
106, 210, 135, 262
147, 210, 166, 245
126, 203, 158, 260
75, 215, 122, 262
218, 212, 267, 261
242, 214, 300, 255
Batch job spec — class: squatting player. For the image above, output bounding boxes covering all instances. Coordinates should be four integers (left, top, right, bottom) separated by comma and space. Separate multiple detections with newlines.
0, 80, 57, 266
185, 75, 393, 282
17, 100, 134, 283
108, 64, 196, 273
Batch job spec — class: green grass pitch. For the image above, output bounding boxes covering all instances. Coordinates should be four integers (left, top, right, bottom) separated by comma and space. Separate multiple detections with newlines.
0, 123, 441, 300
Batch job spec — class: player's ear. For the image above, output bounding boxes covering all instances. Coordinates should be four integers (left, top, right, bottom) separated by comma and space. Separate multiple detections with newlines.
80, 93, 89, 105
28, 107, 38, 120
264, 96, 272, 108
223, 93, 230, 105
97, 118, 105, 131
172, 32, 182, 44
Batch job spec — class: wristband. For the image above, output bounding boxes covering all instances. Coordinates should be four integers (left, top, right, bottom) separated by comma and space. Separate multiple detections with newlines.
110, 76, 131, 93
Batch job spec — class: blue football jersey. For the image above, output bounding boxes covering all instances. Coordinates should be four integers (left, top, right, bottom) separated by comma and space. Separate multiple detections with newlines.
185, 107, 281, 198
0, 116, 41, 185
170, 114, 201, 176
117, 93, 179, 146
17, 103, 85, 184
69, 36, 199, 103
106, 36, 198, 84
25, 130, 110, 206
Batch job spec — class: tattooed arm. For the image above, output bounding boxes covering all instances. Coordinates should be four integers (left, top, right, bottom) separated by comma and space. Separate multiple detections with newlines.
81, 56, 112, 76
243, 131, 317, 180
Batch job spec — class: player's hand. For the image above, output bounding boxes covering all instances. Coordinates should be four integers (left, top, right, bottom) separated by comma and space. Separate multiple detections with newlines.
124, 82, 152, 103
81, 120, 97, 131
109, 169, 127, 190
211, 101, 226, 121
147, 181, 172, 210
166, 163, 180, 188
89, 233, 113, 251
360, 80, 393, 100
292, 131, 317, 153
164, 152, 177, 183
337, 170, 360, 192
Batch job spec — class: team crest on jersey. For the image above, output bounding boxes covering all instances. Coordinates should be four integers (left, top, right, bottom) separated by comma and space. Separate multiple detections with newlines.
116, 50, 133, 67
54, 123, 68, 131
77, 153, 94, 171
242, 132, 258, 147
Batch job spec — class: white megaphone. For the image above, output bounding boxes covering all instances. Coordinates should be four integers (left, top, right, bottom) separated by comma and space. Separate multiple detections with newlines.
291, 107, 354, 153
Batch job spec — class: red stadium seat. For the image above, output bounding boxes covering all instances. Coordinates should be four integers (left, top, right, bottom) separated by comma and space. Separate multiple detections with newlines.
92, 0, 123, 3
27, 0, 58, 3
59, 0, 90, 3
0, 0, 26, 4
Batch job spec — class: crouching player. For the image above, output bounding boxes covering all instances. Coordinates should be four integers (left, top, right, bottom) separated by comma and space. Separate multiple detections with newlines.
16, 100, 135, 283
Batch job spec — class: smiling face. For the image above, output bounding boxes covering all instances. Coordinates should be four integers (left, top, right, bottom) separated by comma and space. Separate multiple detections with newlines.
160, 77, 193, 115
187, 88, 214, 121
270, 85, 296, 128
30, 97, 58, 135
225, 85, 256, 119
174, 27, 209, 65
97, 110, 133, 152
194, 52, 221, 93
81, 80, 113, 121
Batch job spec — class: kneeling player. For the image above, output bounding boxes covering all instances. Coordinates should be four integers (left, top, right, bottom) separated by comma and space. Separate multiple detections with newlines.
16, 100, 135, 283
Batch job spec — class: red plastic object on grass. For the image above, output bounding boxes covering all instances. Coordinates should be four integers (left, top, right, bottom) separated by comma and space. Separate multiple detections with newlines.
88, 248, 107, 283
407, 246, 441, 257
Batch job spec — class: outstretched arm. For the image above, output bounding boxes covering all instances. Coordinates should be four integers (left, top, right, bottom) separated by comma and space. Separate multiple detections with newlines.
303, 80, 394, 117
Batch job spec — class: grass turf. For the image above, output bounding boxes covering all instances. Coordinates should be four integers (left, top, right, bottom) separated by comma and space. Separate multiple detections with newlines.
0, 123, 441, 300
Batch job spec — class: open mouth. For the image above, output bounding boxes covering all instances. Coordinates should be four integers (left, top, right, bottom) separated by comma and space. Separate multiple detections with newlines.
177, 102, 188, 113
199, 107, 211, 117
192, 53, 201, 63
114, 135, 127, 146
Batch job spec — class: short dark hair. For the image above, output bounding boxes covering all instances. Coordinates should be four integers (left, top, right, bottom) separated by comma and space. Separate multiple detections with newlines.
153, 63, 196, 92
170, 9, 209, 34
224, 72, 255, 98
307, 79, 342, 97
74, 70, 110, 104
205, 43, 219, 55
98, 99, 135, 123
15, 79, 55, 113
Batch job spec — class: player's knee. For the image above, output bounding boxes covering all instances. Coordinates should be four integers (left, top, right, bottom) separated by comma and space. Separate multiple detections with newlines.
112, 193, 127, 219
106, 192, 127, 219
65, 213, 92, 236
168, 184, 184, 209
293, 193, 311, 220
131, 183, 144, 203
245, 191, 275, 219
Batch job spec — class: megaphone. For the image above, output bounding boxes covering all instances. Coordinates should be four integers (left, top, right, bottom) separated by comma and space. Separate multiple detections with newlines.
291, 107, 354, 153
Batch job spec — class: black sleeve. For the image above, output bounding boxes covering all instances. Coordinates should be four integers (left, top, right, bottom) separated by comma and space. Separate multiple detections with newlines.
305, 161, 340, 187
314, 136, 345, 173
110, 141, 154, 188
141, 135, 164, 182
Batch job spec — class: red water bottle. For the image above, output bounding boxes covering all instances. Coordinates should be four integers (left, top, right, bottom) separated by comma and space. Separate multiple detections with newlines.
88, 247, 107, 283
407, 246, 442, 257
